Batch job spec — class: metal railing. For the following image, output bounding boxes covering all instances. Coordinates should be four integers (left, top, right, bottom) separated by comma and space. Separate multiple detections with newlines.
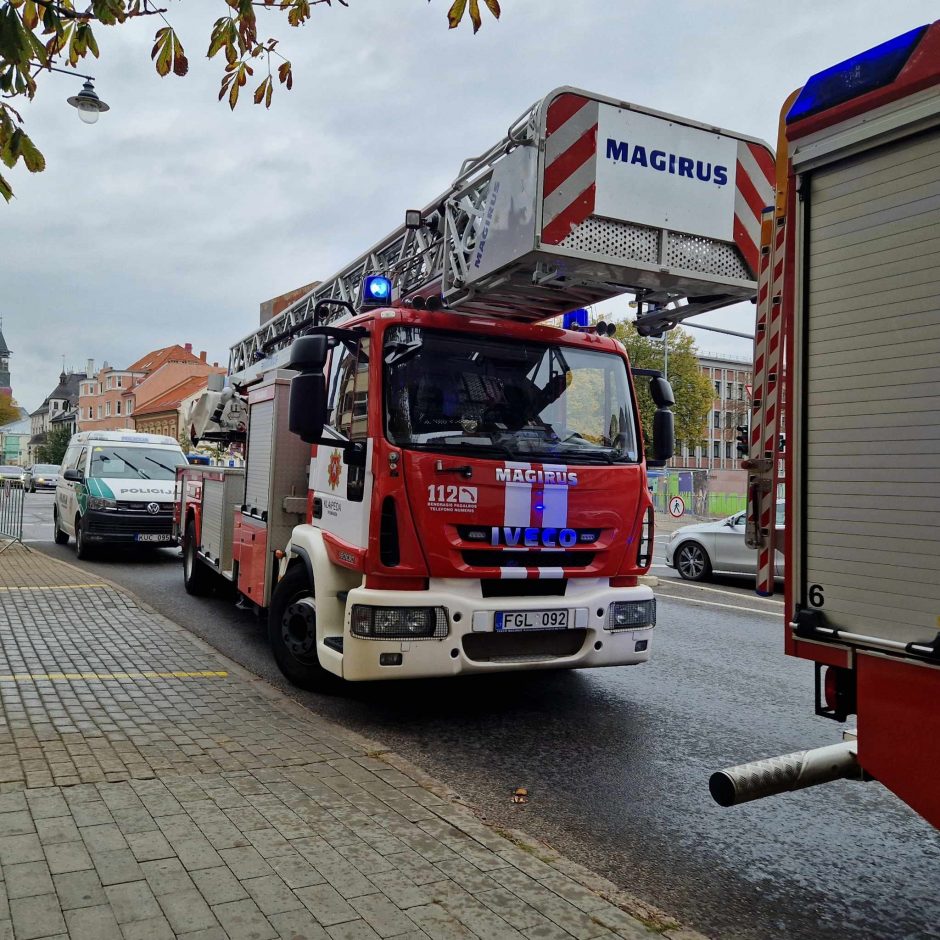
648, 468, 747, 519
0, 480, 25, 552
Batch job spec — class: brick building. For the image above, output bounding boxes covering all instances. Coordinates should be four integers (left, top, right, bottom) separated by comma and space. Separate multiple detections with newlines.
77, 344, 221, 432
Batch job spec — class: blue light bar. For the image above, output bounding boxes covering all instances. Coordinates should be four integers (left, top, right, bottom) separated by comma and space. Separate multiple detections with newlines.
362, 275, 392, 307
563, 308, 589, 330
787, 25, 927, 124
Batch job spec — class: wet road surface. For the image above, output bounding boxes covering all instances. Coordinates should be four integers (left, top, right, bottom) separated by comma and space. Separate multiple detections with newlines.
23, 492, 940, 939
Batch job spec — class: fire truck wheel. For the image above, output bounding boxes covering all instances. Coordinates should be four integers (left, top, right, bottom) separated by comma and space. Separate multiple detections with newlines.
53, 508, 69, 545
675, 541, 712, 581
183, 519, 213, 596
268, 565, 334, 691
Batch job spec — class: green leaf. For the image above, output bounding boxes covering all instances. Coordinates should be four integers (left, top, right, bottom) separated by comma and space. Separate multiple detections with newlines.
0, 170, 13, 203
18, 129, 44, 172
447, 0, 467, 29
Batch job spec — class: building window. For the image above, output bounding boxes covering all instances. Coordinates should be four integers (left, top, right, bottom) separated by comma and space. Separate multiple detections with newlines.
97, 406, 102, 419
106, 376, 112, 390
738, 384, 745, 401
700, 441, 708, 458
88, 407, 93, 419
714, 380, 721, 397
712, 441, 720, 459
725, 441, 732, 459
713, 410, 721, 429
116, 376, 122, 388
726, 382, 733, 399
105, 402, 111, 417
116, 401, 121, 416
126, 401, 132, 416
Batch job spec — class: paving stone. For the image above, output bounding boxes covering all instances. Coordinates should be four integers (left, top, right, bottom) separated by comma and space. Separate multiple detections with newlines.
0, 810, 36, 837
66, 903, 124, 940
295, 883, 359, 926
9, 893, 67, 940
0, 832, 44, 865
53, 869, 108, 910
350, 892, 418, 938
268, 907, 330, 940
191, 865, 249, 905
325, 919, 383, 940
4, 860, 54, 899
476, 887, 554, 931
269, 851, 326, 890
105, 879, 163, 924
173, 837, 226, 872
176, 928, 228, 940
35, 814, 81, 845
81, 822, 129, 854
405, 903, 477, 940
119, 914, 176, 940
219, 845, 275, 880
45, 839, 94, 875
125, 829, 176, 862
158, 887, 220, 934
72, 801, 114, 828
92, 848, 145, 886
211, 898, 278, 940
241, 874, 304, 915
25, 791, 70, 819
141, 857, 197, 896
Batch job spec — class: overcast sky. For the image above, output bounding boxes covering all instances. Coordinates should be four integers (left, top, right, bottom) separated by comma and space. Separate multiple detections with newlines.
1, 0, 936, 412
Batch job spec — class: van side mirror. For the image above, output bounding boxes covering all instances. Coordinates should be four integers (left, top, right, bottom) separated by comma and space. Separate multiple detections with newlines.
63, 468, 83, 482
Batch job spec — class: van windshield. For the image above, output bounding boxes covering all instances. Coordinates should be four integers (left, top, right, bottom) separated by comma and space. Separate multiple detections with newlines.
89, 446, 186, 481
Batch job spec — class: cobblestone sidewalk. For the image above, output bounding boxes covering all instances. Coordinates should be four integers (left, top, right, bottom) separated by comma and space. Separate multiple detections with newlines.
0, 544, 702, 940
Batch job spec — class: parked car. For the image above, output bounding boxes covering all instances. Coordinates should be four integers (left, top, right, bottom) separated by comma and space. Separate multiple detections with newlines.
664, 501, 785, 581
23, 464, 60, 492
0, 465, 26, 488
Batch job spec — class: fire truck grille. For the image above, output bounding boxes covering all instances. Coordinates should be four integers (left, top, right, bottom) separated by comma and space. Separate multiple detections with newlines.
461, 550, 594, 569
462, 629, 587, 663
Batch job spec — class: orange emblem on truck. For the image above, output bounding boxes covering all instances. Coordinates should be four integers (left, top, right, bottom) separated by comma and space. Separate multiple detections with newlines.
327, 450, 342, 490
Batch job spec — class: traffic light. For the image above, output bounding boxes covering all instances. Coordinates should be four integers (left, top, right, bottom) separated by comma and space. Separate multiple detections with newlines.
736, 425, 749, 458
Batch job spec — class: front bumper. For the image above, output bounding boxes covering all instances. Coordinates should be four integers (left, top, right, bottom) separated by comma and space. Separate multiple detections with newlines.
332, 578, 655, 681
82, 508, 177, 545
664, 539, 677, 568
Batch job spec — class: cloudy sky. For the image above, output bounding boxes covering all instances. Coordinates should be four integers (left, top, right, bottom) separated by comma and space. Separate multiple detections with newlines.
1, 0, 936, 412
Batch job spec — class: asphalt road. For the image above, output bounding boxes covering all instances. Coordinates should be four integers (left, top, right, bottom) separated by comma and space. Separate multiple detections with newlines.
21, 492, 940, 940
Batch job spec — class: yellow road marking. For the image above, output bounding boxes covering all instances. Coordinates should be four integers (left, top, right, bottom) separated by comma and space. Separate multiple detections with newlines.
0, 670, 228, 683
0, 583, 108, 591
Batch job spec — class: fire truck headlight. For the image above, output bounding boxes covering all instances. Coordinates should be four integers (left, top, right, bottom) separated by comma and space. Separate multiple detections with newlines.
606, 599, 656, 631
351, 605, 449, 639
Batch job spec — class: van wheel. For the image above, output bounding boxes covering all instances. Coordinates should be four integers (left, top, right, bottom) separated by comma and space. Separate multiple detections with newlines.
53, 508, 69, 545
183, 519, 213, 596
74, 515, 93, 560
268, 564, 337, 692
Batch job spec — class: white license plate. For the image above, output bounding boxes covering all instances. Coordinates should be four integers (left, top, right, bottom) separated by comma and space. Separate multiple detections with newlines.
135, 534, 172, 543
495, 609, 570, 632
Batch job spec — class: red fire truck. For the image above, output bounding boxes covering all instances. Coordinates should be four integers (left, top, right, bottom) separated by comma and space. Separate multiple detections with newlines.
708, 23, 940, 828
176, 86, 774, 689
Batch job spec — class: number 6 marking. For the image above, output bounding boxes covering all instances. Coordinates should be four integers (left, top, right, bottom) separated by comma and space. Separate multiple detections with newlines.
808, 584, 825, 608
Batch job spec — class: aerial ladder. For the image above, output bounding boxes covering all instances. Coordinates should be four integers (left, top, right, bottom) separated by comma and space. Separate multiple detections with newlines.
228, 87, 775, 384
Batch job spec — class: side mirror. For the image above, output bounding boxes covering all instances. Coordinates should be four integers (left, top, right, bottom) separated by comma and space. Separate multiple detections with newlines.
63, 468, 83, 482
649, 376, 675, 409
652, 408, 674, 464
286, 334, 329, 372
289, 372, 328, 444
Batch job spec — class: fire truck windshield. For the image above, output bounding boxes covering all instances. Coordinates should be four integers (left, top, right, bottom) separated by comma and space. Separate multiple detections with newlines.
384, 326, 639, 464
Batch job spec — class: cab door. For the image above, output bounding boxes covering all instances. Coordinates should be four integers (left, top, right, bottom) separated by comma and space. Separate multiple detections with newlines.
59, 446, 86, 534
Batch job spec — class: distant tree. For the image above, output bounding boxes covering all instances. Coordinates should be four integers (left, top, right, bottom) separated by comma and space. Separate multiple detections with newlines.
0, 0, 501, 201
614, 321, 714, 460
0, 391, 19, 427
36, 424, 71, 464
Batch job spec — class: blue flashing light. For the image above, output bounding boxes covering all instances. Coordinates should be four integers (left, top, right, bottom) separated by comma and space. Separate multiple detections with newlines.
563, 308, 590, 330
362, 275, 392, 306
787, 25, 927, 124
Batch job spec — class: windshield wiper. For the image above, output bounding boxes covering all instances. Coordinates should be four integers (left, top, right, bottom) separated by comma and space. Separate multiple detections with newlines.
407, 440, 515, 459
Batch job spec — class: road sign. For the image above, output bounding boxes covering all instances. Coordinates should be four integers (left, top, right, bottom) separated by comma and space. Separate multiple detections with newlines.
669, 496, 685, 518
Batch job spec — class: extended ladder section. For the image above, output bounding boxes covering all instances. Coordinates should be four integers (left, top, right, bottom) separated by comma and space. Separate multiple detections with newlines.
229, 86, 775, 380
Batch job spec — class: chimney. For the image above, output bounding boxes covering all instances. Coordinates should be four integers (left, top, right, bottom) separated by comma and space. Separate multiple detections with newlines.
86, 359, 95, 377
212, 362, 219, 368
184, 343, 193, 353
199, 350, 207, 362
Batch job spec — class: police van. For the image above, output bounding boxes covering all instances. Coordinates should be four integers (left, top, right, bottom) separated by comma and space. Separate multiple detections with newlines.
54, 430, 188, 559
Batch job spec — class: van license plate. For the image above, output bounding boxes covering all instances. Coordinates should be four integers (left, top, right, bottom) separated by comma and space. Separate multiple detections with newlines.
495, 609, 569, 632
136, 534, 171, 543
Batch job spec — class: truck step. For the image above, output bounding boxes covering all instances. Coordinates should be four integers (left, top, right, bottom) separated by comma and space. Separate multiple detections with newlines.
323, 636, 344, 654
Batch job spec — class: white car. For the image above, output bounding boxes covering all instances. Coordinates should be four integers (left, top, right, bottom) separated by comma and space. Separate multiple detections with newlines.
664, 502, 785, 581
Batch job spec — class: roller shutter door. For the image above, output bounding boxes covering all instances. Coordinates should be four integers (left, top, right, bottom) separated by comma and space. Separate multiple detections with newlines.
803, 128, 940, 646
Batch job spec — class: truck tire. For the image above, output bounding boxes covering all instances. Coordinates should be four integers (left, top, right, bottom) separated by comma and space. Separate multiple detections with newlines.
74, 515, 93, 560
268, 564, 337, 692
183, 519, 213, 596
53, 508, 69, 545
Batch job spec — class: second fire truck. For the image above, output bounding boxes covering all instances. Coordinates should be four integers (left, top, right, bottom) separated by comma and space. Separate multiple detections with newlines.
176, 86, 774, 689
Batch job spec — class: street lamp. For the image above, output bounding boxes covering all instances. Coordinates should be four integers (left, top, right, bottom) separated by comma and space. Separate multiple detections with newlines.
44, 67, 110, 124
66, 78, 110, 124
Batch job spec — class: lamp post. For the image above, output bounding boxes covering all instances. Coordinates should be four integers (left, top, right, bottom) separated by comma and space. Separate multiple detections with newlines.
44, 66, 110, 124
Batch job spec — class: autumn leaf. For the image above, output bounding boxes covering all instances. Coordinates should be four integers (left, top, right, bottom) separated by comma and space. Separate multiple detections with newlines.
0, 170, 12, 203
446, 0, 500, 31
446, 0, 467, 29
151, 25, 187, 78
